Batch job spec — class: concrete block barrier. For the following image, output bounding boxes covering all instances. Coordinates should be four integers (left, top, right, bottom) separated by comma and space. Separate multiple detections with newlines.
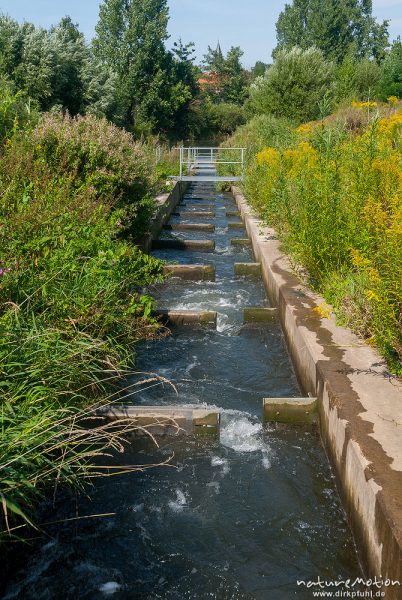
152, 239, 215, 252
234, 263, 262, 277
153, 309, 217, 327
164, 223, 215, 232
243, 307, 278, 323
163, 264, 215, 281
263, 397, 318, 425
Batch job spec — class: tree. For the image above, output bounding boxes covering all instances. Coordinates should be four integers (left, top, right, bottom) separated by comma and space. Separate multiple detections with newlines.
251, 61, 269, 80
47, 17, 88, 114
221, 47, 249, 104
202, 44, 248, 105
377, 38, 402, 100
0, 15, 116, 117
93, 0, 195, 134
250, 47, 335, 123
275, 0, 389, 63
336, 54, 380, 102
170, 39, 200, 139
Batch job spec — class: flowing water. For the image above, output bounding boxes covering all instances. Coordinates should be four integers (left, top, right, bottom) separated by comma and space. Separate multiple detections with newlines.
2, 181, 361, 599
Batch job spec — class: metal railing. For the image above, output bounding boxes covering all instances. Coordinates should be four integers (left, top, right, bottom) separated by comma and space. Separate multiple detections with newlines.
174, 147, 246, 182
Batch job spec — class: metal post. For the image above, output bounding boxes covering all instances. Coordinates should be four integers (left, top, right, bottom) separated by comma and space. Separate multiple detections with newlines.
180, 147, 183, 180
241, 148, 245, 180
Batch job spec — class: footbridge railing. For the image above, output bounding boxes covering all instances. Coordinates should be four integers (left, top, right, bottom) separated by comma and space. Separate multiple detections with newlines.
170, 147, 246, 182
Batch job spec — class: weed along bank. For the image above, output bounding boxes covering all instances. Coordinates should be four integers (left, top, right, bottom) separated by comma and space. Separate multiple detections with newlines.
3, 152, 400, 600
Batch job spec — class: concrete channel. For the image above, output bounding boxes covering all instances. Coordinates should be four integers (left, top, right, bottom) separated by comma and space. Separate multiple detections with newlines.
5, 173, 399, 599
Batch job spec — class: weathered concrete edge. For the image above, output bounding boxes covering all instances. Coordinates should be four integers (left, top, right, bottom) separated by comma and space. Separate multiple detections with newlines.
141, 182, 188, 252
97, 406, 220, 436
232, 186, 402, 590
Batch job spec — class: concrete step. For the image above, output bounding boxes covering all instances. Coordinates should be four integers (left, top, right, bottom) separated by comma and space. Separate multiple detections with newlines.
263, 398, 318, 425
153, 309, 217, 327
152, 239, 215, 252
163, 264, 215, 281
243, 307, 278, 323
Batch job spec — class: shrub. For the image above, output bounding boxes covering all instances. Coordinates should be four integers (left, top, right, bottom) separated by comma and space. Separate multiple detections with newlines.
0, 77, 37, 142
0, 112, 165, 537
234, 105, 402, 373
249, 47, 335, 123
209, 102, 246, 135
377, 39, 402, 101
335, 56, 381, 104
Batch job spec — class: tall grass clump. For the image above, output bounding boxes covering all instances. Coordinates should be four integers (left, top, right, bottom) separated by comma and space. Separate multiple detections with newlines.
0, 111, 166, 539
226, 101, 402, 374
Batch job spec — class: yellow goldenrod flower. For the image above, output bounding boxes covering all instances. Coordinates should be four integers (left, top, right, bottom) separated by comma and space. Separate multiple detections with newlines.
387, 96, 399, 107
313, 303, 332, 319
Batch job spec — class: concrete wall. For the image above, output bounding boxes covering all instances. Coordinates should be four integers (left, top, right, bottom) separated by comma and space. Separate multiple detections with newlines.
232, 187, 402, 597
141, 182, 188, 252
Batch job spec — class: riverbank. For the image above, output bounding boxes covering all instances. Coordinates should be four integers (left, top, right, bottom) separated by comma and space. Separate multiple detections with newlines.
0, 111, 172, 541
221, 103, 402, 376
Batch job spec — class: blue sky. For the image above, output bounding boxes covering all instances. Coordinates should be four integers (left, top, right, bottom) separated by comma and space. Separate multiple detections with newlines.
0, 0, 401, 67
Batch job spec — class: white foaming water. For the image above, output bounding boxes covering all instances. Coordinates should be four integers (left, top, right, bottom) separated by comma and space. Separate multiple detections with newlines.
168, 489, 187, 512
211, 456, 230, 475
220, 416, 271, 465
99, 582, 121, 595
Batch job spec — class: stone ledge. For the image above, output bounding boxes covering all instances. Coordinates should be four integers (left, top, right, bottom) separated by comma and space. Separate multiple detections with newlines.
232, 186, 402, 594
141, 182, 188, 252
96, 406, 220, 437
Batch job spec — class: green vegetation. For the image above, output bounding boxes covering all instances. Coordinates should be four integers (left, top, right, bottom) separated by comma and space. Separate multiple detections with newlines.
202, 44, 249, 105
223, 103, 402, 374
221, 0, 402, 373
1, 0, 401, 544
377, 38, 402, 100
275, 0, 389, 62
249, 47, 335, 123
0, 93, 166, 539
93, 0, 197, 136
0, 15, 117, 118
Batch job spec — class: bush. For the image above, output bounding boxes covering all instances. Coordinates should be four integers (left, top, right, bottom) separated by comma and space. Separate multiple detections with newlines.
219, 114, 296, 180
0, 112, 165, 537
0, 77, 37, 142
377, 39, 402, 101
249, 47, 335, 123
19, 112, 156, 235
335, 56, 381, 104
209, 102, 246, 135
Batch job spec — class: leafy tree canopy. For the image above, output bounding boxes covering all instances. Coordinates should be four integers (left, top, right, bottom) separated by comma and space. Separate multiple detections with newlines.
202, 44, 249, 105
377, 38, 402, 100
0, 14, 116, 117
275, 0, 389, 63
250, 47, 335, 123
93, 0, 198, 135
